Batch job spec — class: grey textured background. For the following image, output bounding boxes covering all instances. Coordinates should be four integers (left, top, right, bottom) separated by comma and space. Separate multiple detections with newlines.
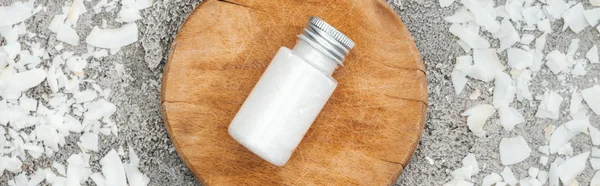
3, 0, 600, 185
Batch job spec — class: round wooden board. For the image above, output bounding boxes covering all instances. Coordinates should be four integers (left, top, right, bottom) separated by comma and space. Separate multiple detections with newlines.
161, 0, 427, 185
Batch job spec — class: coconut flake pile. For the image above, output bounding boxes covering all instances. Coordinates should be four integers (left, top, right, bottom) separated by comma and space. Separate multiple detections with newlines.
0, 0, 152, 185
442, 0, 600, 185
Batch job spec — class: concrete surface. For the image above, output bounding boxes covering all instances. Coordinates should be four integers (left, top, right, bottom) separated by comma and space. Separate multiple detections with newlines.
4, 0, 599, 185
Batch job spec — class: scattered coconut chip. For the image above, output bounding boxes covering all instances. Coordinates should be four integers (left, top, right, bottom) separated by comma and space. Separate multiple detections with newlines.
592, 172, 600, 186
540, 156, 549, 166
520, 34, 535, 44
56, 24, 80, 46
589, 125, 600, 145
452, 56, 472, 95
493, 71, 516, 108
538, 170, 549, 185
90, 172, 106, 186
482, 173, 503, 186
562, 3, 589, 34
557, 142, 573, 156
587, 45, 599, 64
549, 124, 580, 154
585, 8, 600, 26
445, 7, 474, 23
501, 167, 518, 186
567, 39, 580, 57
52, 161, 66, 176
535, 90, 563, 120
78, 133, 99, 152
591, 158, 600, 170
461, 0, 500, 33
582, 85, 600, 115
85, 23, 139, 49
101, 149, 127, 186
507, 48, 533, 70
537, 19, 552, 33
0, 0, 35, 27
74, 90, 98, 103
449, 24, 490, 49
516, 70, 533, 101
469, 88, 481, 100
498, 106, 525, 131
558, 152, 590, 185
461, 104, 496, 137
569, 92, 584, 117
593, 148, 600, 157
499, 136, 531, 165
84, 99, 117, 121
440, 0, 456, 7
545, 50, 571, 74
549, 162, 559, 186
494, 19, 519, 51
466, 49, 504, 82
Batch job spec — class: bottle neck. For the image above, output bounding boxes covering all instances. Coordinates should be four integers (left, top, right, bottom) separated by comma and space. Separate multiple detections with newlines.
292, 39, 339, 76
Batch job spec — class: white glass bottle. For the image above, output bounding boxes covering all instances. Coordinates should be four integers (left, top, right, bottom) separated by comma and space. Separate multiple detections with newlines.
228, 16, 355, 166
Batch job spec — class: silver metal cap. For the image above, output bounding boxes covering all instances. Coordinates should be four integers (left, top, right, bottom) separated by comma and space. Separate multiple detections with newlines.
298, 16, 355, 65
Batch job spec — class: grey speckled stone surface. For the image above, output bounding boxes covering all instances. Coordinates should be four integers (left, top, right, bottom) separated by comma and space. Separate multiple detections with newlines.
3, 0, 600, 185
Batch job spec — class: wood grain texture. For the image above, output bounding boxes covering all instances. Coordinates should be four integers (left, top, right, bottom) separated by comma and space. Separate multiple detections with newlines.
161, 0, 427, 185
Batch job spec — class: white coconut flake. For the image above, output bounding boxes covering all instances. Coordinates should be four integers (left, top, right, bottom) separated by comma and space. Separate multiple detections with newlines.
66, 154, 92, 186
522, 5, 541, 26
74, 90, 98, 103
499, 136, 531, 165
467, 49, 504, 82
516, 70, 533, 101
537, 19, 552, 33
85, 23, 139, 49
549, 125, 580, 154
461, 104, 496, 137
501, 167, 518, 186
440, 0, 456, 7
562, 3, 589, 34
449, 24, 490, 49
452, 56, 472, 95
493, 71, 516, 108
0, 68, 47, 96
592, 172, 600, 186
0, 0, 35, 27
591, 158, 600, 170
540, 156, 549, 166
557, 142, 573, 156
493, 19, 520, 51
590, 125, 600, 145
469, 89, 481, 100
482, 173, 503, 186
78, 133, 99, 152
585, 8, 600, 26
445, 7, 474, 23
569, 92, 584, 117
52, 161, 66, 176
538, 170, 549, 185
520, 34, 535, 45
498, 106, 525, 131
558, 152, 589, 185
90, 172, 106, 186
461, 0, 499, 33
101, 149, 127, 186
572, 62, 587, 77
507, 48, 533, 70
582, 85, 600, 115
587, 45, 599, 64
567, 39, 580, 57
545, 50, 571, 74
535, 91, 563, 120
56, 24, 80, 46
84, 99, 117, 121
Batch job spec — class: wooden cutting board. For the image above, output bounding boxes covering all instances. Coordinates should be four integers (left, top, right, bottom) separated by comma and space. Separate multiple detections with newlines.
160, 0, 427, 185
